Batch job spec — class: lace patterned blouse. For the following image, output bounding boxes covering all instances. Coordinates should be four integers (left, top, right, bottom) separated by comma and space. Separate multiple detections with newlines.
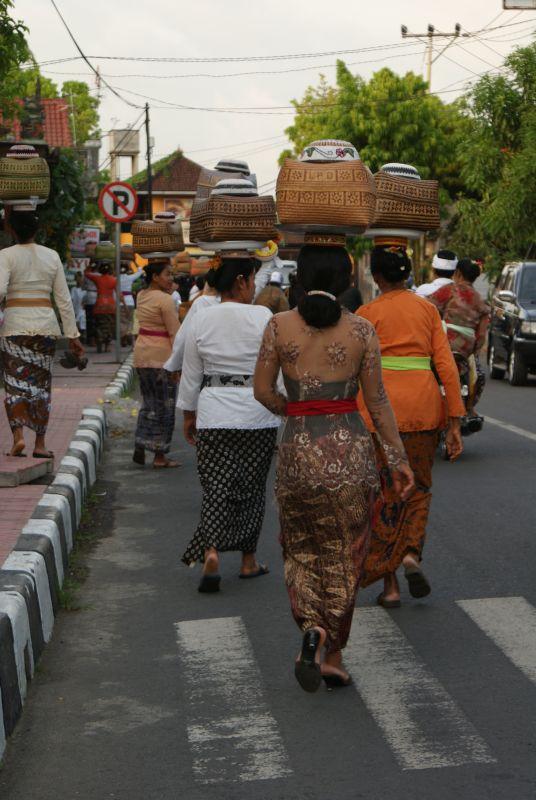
254, 308, 408, 477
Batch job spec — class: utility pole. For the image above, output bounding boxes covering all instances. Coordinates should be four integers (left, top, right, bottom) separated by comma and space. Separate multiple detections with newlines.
401, 23, 463, 91
145, 103, 153, 219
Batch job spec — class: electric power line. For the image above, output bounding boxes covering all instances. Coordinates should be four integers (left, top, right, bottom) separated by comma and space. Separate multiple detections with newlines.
48, 0, 143, 109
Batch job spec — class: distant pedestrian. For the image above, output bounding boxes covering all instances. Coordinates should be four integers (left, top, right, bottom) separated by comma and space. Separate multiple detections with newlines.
83, 271, 97, 345
0, 210, 84, 458
178, 255, 279, 592
133, 261, 180, 469
254, 270, 289, 314
84, 261, 121, 353
189, 275, 205, 302
120, 262, 144, 346
70, 272, 87, 335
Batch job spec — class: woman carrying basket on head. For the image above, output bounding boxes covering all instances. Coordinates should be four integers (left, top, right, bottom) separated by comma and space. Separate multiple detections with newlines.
0, 210, 84, 458
133, 261, 180, 469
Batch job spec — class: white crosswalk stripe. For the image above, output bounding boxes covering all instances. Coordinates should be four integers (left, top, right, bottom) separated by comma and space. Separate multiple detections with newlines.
175, 616, 292, 784
344, 608, 495, 770
457, 596, 536, 684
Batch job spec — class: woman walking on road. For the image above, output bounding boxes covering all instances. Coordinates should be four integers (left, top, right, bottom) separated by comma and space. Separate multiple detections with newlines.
133, 261, 180, 469
0, 210, 84, 458
357, 247, 465, 607
254, 245, 413, 692
178, 255, 280, 592
84, 262, 120, 353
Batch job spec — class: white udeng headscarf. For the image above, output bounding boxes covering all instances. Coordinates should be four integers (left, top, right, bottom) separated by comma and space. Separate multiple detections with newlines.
432, 253, 458, 272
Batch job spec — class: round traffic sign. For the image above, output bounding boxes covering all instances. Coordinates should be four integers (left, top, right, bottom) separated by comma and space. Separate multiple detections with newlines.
98, 181, 139, 223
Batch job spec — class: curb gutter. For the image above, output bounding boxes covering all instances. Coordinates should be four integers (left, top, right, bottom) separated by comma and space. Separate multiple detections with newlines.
0, 355, 135, 759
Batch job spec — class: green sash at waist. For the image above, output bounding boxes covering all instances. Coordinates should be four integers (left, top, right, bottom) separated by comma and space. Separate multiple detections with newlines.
446, 322, 475, 338
381, 356, 432, 371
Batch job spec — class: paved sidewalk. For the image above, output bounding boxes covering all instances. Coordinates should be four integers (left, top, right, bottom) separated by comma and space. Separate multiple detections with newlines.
0, 347, 127, 564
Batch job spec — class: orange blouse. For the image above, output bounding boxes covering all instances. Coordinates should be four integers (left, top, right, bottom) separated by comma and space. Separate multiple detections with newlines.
357, 289, 465, 432
133, 289, 180, 369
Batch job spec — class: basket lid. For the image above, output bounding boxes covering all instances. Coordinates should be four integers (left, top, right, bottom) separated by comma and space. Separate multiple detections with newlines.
380, 163, 421, 180
211, 178, 258, 197
5, 144, 40, 160
153, 211, 177, 222
299, 140, 360, 162
214, 158, 250, 175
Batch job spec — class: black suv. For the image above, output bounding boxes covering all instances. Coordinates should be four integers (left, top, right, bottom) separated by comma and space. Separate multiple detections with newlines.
488, 261, 536, 385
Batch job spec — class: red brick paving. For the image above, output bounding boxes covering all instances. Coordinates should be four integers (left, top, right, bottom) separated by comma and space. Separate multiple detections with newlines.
0, 348, 127, 565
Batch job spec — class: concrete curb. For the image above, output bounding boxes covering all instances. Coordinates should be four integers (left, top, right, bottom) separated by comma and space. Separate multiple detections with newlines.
0, 356, 134, 758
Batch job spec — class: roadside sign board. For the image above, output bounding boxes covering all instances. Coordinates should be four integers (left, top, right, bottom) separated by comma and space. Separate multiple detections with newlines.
98, 181, 138, 223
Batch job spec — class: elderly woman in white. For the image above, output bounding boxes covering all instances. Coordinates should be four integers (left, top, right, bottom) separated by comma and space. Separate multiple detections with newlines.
178, 255, 280, 593
0, 211, 83, 458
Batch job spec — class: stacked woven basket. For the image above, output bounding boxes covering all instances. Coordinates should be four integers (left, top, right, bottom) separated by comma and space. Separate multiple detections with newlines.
190, 158, 276, 252
0, 144, 50, 209
132, 212, 185, 260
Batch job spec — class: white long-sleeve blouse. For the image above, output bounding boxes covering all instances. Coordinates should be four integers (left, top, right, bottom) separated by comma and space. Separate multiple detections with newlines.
177, 301, 280, 430
0, 243, 79, 338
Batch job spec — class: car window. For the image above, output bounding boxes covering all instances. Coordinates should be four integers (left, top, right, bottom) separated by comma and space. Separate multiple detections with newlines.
497, 269, 509, 290
505, 270, 516, 292
519, 267, 536, 301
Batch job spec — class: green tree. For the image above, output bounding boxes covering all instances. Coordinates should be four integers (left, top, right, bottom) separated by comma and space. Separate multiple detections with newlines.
0, 0, 30, 115
38, 150, 86, 260
61, 80, 100, 144
284, 62, 467, 199
448, 40, 536, 275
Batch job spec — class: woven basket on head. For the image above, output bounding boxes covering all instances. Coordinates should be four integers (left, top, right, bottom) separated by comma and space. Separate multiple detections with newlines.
132, 220, 184, 254
94, 242, 116, 261
190, 196, 277, 243
373, 172, 440, 231
276, 159, 377, 232
0, 146, 50, 201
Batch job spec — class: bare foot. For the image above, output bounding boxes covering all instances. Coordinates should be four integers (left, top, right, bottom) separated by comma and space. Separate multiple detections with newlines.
239, 552, 268, 577
203, 548, 219, 576
321, 650, 351, 682
382, 572, 401, 603
153, 455, 180, 469
9, 437, 26, 457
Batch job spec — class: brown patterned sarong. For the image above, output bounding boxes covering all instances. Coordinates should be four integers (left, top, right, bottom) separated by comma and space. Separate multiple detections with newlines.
362, 430, 438, 586
0, 335, 56, 434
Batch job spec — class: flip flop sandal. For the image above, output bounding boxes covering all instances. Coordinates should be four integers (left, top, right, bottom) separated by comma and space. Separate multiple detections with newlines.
376, 593, 401, 609
322, 673, 353, 690
294, 629, 322, 693
404, 564, 431, 598
153, 460, 181, 469
198, 574, 221, 593
33, 451, 54, 459
7, 451, 26, 458
239, 564, 269, 579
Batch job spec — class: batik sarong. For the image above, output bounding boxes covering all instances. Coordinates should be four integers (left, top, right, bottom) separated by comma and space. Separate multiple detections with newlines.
363, 429, 438, 586
134, 367, 177, 454
182, 427, 277, 566
95, 313, 114, 347
120, 306, 134, 338
0, 335, 56, 434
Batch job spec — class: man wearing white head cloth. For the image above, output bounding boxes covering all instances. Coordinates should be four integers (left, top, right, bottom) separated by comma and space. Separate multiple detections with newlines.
415, 249, 458, 298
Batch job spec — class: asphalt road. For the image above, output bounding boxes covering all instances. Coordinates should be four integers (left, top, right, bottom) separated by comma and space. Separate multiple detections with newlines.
1, 372, 536, 800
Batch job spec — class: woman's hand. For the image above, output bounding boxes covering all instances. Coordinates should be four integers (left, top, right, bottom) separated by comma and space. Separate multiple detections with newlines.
169, 370, 181, 384
69, 337, 85, 359
446, 417, 463, 461
183, 411, 197, 446
392, 461, 415, 502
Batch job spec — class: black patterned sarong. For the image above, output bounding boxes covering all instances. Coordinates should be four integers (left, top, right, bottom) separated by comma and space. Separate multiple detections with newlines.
182, 427, 277, 566
0, 335, 56, 434
134, 367, 177, 454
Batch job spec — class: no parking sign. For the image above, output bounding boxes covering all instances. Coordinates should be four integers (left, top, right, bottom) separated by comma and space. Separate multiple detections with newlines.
98, 181, 138, 223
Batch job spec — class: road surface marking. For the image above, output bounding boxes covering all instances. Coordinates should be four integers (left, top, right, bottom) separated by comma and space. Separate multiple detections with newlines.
457, 597, 536, 684
345, 608, 495, 770
485, 416, 536, 443
175, 616, 291, 784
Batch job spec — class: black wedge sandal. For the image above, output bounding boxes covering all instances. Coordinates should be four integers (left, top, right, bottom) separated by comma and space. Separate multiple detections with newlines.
294, 629, 322, 693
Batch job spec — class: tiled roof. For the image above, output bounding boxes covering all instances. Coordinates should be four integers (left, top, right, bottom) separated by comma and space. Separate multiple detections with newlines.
0, 98, 73, 148
132, 150, 202, 192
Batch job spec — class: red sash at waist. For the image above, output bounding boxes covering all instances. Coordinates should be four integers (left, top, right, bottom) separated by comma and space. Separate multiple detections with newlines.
139, 327, 169, 338
286, 399, 357, 417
